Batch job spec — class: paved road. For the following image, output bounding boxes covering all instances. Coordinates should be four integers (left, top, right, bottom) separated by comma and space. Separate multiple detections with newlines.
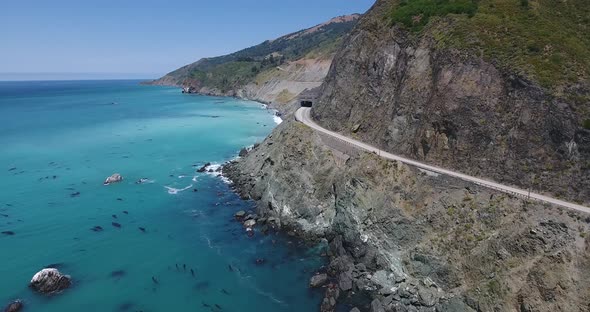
295, 107, 590, 214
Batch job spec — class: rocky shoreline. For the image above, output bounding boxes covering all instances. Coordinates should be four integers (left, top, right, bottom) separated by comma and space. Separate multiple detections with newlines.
220, 120, 590, 312
223, 147, 402, 312
223, 158, 446, 312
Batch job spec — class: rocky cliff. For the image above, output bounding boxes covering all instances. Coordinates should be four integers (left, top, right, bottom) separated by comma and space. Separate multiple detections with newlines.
312, 0, 590, 205
224, 0, 590, 311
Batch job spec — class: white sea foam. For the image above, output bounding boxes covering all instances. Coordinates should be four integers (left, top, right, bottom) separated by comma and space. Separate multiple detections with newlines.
204, 163, 232, 184
136, 178, 155, 184
201, 235, 222, 255
206, 163, 222, 172
260, 104, 268, 109
273, 115, 283, 125
164, 184, 193, 195
255, 288, 286, 305
191, 176, 198, 182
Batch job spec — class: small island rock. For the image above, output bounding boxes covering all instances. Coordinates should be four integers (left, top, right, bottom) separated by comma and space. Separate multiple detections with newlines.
29, 268, 72, 294
103, 173, 123, 185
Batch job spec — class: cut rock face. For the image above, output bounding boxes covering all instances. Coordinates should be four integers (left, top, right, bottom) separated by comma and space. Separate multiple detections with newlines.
29, 268, 72, 294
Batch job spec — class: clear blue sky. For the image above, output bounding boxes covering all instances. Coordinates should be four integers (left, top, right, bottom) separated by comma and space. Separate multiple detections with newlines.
0, 0, 373, 80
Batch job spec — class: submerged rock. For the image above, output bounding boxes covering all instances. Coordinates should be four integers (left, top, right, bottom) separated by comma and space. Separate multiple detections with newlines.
104, 173, 123, 185
29, 268, 72, 294
3, 300, 23, 312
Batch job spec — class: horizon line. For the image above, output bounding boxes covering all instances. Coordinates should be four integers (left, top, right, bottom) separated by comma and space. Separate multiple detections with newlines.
0, 72, 161, 82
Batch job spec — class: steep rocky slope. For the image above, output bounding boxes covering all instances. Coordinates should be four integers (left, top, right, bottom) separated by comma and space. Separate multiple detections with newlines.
312, 0, 590, 204
146, 15, 360, 109
223, 0, 590, 311
225, 121, 590, 311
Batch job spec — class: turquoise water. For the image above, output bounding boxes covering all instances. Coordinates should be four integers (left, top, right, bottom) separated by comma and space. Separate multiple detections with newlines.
0, 80, 324, 311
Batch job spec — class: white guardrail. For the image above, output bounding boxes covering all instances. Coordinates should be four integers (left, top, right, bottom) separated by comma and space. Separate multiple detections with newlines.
295, 107, 590, 214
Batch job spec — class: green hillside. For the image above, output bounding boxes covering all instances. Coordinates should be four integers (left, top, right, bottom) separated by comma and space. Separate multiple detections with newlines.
388, 0, 590, 91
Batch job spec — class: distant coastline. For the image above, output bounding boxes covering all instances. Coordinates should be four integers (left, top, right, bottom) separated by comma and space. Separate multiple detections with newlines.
0, 72, 158, 82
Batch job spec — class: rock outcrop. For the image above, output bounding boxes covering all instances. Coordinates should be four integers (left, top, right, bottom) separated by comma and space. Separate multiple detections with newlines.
197, 163, 211, 173
29, 268, 72, 294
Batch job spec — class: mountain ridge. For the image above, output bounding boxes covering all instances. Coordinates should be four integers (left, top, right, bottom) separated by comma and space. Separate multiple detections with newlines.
145, 14, 360, 108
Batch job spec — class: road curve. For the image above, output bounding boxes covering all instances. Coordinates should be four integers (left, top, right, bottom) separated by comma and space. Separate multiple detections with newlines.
295, 107, 590, 214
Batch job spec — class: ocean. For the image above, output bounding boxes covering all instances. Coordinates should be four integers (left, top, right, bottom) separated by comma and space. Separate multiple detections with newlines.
0, 80, 324, 311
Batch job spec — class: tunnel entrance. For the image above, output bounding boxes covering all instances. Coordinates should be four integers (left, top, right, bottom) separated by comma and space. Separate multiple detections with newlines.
298, 88, 320, 108
301, 100, 313, 107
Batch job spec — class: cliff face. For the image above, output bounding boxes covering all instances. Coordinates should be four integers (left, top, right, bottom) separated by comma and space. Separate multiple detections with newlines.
223, 0, 590, 311
312, 0, 590, 205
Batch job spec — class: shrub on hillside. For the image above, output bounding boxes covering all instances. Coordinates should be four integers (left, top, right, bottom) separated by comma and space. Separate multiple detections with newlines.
390, 0, 478, 30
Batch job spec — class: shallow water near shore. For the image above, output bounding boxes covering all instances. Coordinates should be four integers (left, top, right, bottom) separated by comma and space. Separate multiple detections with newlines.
0, 80, 324, 311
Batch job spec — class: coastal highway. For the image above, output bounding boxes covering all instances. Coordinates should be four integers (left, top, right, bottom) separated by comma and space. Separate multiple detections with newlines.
295, 107, 590, 214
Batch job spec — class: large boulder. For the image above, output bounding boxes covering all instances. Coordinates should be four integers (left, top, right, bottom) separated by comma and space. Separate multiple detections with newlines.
29, 268, 72, 294
3, 300, 23, 312
234, 210, 247, 220
339, 271, 353, 291
243, 219, 256, 228
103, 173, 123, 185
310, 273, 328, 288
